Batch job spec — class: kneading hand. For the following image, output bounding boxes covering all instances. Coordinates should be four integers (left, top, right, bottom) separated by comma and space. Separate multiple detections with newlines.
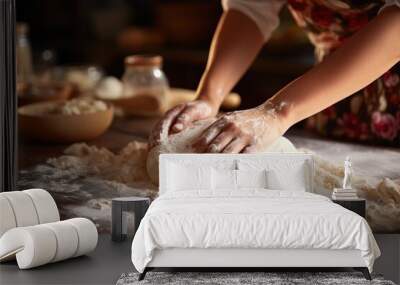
192, 102, 288, 153
148, 99, 218, 148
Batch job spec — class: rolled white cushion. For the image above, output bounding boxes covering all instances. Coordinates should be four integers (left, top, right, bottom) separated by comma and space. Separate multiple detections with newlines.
0, 226, 57, 269
0, 218, 98, 269
1, 192, 39, 227
66, 218, 98, 257
42, 221, 79, 262
0, 196, 17, 237
0, 189, 59, 239
23, 189, 60, 224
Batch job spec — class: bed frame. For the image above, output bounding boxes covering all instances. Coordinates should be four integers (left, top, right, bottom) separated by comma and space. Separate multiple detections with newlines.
139, 154, 372, 281
139, 248, 371, 280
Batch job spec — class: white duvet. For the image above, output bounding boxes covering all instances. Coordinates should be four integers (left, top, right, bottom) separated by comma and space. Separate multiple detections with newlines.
131, 190, 380, 273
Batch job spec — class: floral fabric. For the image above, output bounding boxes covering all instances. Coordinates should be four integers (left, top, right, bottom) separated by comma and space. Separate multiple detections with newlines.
288, 0, 400, 146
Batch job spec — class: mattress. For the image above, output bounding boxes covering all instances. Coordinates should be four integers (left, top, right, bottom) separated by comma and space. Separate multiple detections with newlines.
131, 190, 380, 273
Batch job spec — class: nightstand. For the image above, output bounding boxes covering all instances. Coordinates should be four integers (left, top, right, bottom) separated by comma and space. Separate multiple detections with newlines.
332, 199, 366, 218
111, 197, 150, 242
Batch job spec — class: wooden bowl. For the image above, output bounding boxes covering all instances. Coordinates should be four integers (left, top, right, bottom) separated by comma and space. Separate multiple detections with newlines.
18, 83, 74, 106
18, 101, 114, 143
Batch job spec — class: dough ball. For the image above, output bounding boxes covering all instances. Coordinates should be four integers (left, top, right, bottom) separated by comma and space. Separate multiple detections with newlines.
146, 146, 161, 185
263, 136, 297, 153
146, 119, 215, 184
146, 118, 297, 185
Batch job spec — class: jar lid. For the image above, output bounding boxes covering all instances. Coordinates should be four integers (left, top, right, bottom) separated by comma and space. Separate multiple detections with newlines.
124, 55, 163, 67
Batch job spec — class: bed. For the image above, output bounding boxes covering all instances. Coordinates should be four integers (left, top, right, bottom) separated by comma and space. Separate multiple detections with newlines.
131, 153, 380, 281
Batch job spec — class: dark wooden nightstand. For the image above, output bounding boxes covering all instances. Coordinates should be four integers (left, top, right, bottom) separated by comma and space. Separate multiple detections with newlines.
332, 199, 366, 218
111, 197, 150, 242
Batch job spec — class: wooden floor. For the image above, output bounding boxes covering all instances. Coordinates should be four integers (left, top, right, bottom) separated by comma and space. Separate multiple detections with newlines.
0, 234, 133, 285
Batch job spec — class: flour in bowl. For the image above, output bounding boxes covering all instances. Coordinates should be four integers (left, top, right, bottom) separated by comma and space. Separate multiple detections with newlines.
49, 98, 108, 115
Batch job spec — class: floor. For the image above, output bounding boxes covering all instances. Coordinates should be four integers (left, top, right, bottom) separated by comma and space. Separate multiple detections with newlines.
0, 234, 133, 285
1, 234, 398, 285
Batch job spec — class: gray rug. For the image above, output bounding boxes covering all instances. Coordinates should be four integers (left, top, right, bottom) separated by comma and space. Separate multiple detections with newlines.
116, 272, 395, 285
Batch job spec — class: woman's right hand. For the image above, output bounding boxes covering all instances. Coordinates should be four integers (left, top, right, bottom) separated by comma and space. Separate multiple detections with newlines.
148, 99, 219, 148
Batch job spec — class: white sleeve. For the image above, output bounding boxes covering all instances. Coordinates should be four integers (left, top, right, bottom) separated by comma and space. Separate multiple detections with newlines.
380, 0, 400, 12
221, 0, 286, 41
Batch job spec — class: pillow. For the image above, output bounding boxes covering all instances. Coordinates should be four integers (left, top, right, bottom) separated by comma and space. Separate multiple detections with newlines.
167, 163, 212, 192
267, 162, 307, 191
212, 168, 237, 190
236, 169, 268, 189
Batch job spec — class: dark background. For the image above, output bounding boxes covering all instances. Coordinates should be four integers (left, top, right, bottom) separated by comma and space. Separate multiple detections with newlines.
16, 0, 314, 110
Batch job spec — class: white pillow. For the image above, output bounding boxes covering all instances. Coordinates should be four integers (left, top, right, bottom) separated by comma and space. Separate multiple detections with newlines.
212, 168, 237, 190
167, 163, 212, 192
267, 162, 307, 191
236, 169, 267, 189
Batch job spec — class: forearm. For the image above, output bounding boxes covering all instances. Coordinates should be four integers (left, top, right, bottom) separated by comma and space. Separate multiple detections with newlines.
197, 9, 265, 108
269, 6, 400, 131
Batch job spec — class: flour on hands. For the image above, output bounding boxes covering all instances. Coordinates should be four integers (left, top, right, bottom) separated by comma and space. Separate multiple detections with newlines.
192, 101, 290, 153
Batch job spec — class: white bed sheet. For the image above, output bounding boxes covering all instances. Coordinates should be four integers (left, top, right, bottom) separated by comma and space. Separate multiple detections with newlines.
131, 190, 380, 273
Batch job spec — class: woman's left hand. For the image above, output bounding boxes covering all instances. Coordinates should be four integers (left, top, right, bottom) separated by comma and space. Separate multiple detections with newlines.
192, 102, 289, 153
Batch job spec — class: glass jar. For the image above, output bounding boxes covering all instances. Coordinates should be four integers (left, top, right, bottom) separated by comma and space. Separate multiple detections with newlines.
121, 55, 169, 109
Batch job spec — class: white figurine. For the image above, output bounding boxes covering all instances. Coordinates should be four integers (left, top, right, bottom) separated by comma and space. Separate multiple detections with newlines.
343, 156, 352, 190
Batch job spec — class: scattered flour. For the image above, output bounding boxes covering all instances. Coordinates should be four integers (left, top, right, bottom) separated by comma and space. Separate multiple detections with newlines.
48, 141, 152, 186
309, 152, 400, 232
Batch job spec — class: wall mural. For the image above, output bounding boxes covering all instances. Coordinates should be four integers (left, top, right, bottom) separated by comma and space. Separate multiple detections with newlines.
4, 0, 399, 235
